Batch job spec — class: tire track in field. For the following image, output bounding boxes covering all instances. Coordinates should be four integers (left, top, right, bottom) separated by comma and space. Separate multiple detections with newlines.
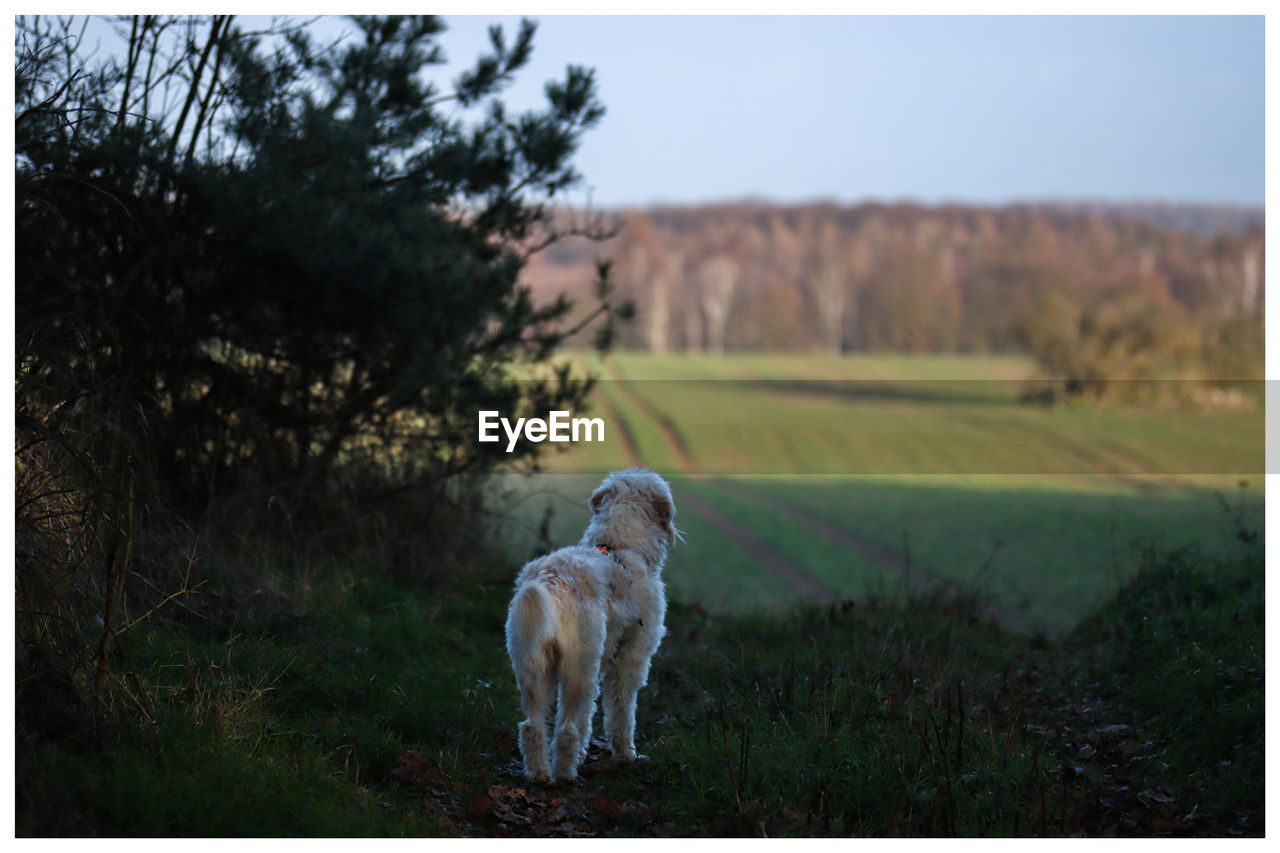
1083, 434, 1221, 495
599, 361, 944, 606
596, 380, 836, 605
713, 481, 1037, 633
599, 360, 698, 474
679, 493, 839, 606
955, 413, 1198, 496
594, 383, 646, 468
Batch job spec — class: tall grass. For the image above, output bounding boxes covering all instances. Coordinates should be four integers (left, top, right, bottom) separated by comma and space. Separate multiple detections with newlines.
15, 375, 514, 761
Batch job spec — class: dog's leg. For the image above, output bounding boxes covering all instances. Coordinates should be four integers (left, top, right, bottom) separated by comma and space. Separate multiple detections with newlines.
515, 666, 554, 783
601, 639, 653, 762
552, 643, 601, 782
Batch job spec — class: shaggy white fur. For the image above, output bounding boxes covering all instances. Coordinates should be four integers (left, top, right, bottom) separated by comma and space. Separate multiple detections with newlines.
505, 468, 678, 783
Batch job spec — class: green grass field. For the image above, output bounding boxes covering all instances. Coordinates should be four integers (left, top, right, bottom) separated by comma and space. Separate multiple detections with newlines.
507, 351, 1263, 634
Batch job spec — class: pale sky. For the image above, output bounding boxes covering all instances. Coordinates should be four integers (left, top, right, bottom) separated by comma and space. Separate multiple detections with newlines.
78, 13, 1266, 209
437, 14, 1265, 209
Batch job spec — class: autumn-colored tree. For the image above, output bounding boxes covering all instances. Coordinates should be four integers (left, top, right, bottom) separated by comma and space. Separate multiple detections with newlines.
521, 200, 1262, 377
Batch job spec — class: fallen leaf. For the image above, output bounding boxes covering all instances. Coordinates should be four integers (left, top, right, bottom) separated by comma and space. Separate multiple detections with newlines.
593, 795, 624, 820
391, 750, 444, 788
466, 793, 492, 822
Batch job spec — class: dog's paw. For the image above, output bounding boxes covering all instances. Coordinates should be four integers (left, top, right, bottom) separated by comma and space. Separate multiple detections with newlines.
523, 761, 552, 784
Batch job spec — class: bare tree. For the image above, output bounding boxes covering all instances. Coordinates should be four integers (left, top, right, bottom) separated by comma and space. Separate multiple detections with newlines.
649, 267, 673, 354
699, 254, 738, 355
1241, 244, 1262, 314
1205, 242, 1264, 318
680, 287, 704, 351
810, 256, 847, 354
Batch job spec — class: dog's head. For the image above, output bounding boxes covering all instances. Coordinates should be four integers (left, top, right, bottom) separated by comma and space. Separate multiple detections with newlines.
584, 468, 680, 566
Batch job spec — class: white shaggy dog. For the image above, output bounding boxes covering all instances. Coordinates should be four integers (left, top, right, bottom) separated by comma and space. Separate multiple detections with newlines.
506, 468, 678, 783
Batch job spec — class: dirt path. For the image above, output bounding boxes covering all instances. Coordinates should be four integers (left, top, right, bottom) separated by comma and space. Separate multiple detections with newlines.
393, 742, 685, 836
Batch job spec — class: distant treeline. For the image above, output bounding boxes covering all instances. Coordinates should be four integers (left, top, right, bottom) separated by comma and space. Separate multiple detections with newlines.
525, 201, 1263, 373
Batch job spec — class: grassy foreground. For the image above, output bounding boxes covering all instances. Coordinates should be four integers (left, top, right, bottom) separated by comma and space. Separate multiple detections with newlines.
18, 531, 1262, 837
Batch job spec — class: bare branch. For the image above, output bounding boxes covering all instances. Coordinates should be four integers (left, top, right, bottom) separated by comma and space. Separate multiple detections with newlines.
184, 14, 233, 164
169, 15, 226, 159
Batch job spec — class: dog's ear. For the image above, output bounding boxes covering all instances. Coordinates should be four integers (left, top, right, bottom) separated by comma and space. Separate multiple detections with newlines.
651, 495, 674, 525
651, 495, 677, 546
589, 483, 616, 514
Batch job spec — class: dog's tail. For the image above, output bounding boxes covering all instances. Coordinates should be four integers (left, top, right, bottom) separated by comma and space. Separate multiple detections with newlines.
506, 579, 560, 678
